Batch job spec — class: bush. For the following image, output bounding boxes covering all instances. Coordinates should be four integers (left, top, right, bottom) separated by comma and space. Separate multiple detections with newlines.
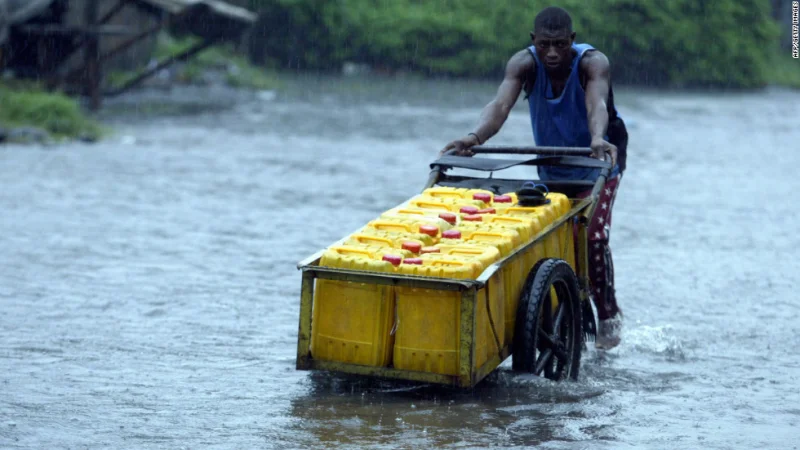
0, 82, 103, 140
245, 0, 782, 88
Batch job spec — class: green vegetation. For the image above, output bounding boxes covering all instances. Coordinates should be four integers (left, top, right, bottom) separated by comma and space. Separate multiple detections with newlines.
766, 51, 800, 89
109, 33, 281, 91
245, 0, 787, 88
0, 81, 103, 141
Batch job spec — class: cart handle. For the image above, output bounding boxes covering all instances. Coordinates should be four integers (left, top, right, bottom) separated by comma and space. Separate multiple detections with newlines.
426, 145, 612, 222
469, 145, 593, 156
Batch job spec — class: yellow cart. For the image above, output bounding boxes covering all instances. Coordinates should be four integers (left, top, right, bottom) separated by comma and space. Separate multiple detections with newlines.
296, 146, 611, 387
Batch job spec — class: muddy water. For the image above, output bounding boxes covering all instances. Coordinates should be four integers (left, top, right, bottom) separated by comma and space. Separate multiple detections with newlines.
1, 76, 799, 449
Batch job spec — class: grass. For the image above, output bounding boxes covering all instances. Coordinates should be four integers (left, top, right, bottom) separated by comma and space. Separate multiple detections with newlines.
0, 81, 104, 141
109, 33, 281, 91
0, 33, 277, 143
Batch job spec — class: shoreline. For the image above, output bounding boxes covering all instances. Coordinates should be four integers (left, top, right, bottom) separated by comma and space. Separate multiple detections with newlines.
2, 65, 797, 145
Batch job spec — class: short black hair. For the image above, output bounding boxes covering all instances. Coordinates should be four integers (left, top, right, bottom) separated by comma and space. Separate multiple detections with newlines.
534, 7, 573, 34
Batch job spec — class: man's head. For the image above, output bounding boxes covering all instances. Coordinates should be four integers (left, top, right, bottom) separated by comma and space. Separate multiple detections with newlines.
530, 7, 576, 74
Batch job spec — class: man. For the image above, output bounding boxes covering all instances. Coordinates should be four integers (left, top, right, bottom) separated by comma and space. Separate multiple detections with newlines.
440, 6, 628, 349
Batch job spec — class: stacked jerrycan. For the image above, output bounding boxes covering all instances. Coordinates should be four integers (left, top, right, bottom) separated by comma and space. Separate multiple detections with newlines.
310, 185, 573, 376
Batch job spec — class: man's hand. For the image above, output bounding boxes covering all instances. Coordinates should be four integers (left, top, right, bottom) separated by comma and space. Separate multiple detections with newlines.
590, 137, 617, 168
439, 134, 480, 157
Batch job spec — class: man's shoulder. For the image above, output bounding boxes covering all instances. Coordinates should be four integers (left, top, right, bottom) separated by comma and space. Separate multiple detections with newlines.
579, 49, 611, 71
507, 48, 536, 77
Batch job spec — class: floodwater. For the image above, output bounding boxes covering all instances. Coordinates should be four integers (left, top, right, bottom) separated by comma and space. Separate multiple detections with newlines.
1, 75, 799, 449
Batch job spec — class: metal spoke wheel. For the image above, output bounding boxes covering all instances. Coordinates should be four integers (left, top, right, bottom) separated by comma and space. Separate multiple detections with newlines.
512, 259, 582, 380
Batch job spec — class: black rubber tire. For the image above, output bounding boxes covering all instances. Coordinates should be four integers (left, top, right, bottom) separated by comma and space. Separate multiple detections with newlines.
511, 259, 547, 372
511, 258, 583, 380
582, 296, 598, 348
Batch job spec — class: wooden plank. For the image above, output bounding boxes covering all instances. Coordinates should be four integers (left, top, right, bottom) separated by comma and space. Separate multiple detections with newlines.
103, 38, 213, 97
131, 0, 256, 23
99, 0, 129, 25
97, 21, 163, 65
84, 0, 101, 111
15, 24, 134, 36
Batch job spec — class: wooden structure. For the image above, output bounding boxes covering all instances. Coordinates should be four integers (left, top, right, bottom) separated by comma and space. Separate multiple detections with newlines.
1, 0, 256, 110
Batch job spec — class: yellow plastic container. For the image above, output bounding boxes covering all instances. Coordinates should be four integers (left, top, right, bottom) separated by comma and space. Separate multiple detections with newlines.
432, 243, 502, 268
421, 187, 496, 203
506, 193, 575, 266
455, 225, 523, 254
378, 210, 457, 228
406, 196, 487, 213
490, 215, 551, 269
312, 246, 400, 367
547, 193, 571, 217
365, 218, 451, 239
326, 243, 414, 261
344, 233, 427, 255
483, 215, 539, 242
381, 207, 461, 227
494, 205, 562, 262
441, 226, 530, 348
491, 190, 575, 268
428, 246, 505, 366
495, 205, 556, 229
394, 256, 504, 375
546, 193, 576, 269
355, 227, 437, 247
459, 217, 543, 275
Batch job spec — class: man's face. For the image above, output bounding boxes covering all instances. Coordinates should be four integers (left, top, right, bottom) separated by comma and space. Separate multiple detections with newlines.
531, 30, 576, 73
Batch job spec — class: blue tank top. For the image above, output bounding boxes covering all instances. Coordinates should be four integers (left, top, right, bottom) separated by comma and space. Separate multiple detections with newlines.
528, 43, 620, 181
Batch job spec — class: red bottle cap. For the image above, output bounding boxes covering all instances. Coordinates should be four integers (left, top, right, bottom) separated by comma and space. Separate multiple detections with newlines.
494, 195, 512, 203
478, 208, 496, 214
401, 241, 422, 254
419, 224, 439, 237
438, 212, 457, 225
420, 246, 441, 254
459, 206, 479, 214
464, 214, 483, 222
442, 229, 462, 239
402, 258, 423, 265
473, 193, 492, 203
382, 254, 402, 266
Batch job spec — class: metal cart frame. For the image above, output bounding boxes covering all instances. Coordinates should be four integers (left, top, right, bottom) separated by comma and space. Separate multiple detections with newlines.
296, 146, 611, 387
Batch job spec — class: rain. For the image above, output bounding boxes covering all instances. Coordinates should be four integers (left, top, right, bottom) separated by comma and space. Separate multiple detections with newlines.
1, 1, 799, 449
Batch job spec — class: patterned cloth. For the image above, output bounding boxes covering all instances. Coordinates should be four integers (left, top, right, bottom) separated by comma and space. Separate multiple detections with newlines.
575, 174, 622, 321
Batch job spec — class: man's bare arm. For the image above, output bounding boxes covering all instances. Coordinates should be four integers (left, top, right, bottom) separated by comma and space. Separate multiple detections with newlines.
582, 51, 618, 166
440, 50, 533, 156
583, 52, 611, 141
472, 50, 532, 143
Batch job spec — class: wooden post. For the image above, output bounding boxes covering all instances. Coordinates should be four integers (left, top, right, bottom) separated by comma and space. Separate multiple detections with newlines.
104, 39, 214, 97
99, 0, 128, 25
85, 0, 101, 111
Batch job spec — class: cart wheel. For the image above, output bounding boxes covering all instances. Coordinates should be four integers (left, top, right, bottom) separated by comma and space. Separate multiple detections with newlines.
582, 295, 598, 347
512, 258, 582, 380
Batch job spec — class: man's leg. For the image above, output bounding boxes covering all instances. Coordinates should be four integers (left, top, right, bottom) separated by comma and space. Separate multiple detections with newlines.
576, 174, 623, 347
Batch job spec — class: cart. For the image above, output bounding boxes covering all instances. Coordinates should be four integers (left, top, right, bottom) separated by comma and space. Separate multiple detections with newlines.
296, 146, 611, 388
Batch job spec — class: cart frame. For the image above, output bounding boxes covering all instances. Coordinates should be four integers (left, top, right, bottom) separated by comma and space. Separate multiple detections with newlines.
296, 146, 611, 387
